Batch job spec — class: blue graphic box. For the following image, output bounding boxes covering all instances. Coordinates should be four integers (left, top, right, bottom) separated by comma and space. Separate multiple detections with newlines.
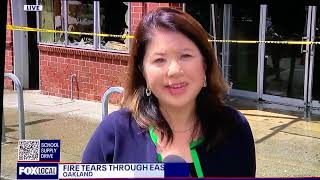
164, 163, 190, 177
40, 140, 60, 162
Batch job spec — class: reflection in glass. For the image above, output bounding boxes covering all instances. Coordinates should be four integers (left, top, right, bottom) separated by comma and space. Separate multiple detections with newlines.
186, 3, 225, 71
99, 2, 129, 51
185, 2, 211, 35
213, 4, 224, 66
40, 0, 64, 44
67, 1, 94, 48
312, 10, 320, 101
228, 5, 259, 91
264, 5, 306, 99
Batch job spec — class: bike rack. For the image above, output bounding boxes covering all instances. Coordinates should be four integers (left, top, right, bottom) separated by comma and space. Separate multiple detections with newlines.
2, 73, 25, 143
101, 86, 124, 120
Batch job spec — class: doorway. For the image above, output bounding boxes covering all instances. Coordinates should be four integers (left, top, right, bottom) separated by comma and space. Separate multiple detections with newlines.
217, 4, 260, 98
27, 0, 39, 89
215, 4, 318, 108
184, 3, 319, 109
309, 6, 320, 109
260, 5, 314, 107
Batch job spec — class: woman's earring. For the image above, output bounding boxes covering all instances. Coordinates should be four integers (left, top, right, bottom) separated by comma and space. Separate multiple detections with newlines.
203, 76, 207, 87
145, 88, 152, 96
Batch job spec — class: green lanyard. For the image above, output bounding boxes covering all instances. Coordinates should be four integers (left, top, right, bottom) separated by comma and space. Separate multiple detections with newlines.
149, 127, 204, 178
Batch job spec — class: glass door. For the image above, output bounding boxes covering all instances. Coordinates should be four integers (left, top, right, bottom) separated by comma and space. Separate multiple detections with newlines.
261, 5, 313, 107
309, 6, 320, 109
221, 4, 260, 98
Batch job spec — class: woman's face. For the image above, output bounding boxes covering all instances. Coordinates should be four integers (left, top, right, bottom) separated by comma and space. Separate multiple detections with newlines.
143, 29, 206, 109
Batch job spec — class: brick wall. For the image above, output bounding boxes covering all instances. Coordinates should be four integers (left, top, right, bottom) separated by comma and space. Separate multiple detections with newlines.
146, 3, 170, 12
39, 45, 129, 104
131, 2, 182, 33
5, 0, 13, 89
131, 2, 144, 34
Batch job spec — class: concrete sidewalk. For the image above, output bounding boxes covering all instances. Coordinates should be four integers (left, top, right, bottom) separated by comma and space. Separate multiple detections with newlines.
1, 90, 320, 179
1, 90, 120, 179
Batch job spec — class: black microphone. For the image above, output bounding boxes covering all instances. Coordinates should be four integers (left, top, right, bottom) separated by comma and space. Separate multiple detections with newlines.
162, 155, 186, 163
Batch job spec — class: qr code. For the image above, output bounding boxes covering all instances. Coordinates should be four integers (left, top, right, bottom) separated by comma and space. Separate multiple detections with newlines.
18, 140, 40, 161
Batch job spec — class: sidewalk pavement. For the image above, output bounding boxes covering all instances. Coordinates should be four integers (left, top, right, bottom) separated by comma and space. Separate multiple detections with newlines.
1, 90, 320, 179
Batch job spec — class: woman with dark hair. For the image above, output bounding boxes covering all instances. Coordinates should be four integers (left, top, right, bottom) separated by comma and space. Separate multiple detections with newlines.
82, 7, 256, 177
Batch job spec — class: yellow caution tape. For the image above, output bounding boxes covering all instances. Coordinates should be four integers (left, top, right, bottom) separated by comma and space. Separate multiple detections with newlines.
209, 39, 315, 45
6, 24, 320, 45
6, 24, 135, 39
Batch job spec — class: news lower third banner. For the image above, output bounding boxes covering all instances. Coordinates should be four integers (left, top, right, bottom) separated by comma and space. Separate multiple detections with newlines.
17, 163, 189, 179
16, 139, 190, 179
59, 163, 166, 179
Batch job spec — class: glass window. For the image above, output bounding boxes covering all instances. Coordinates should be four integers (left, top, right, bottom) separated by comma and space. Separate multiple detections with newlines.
264, 5, 307, 98
39, 0, 65, 44
39, 1, 130, 52
229, 5, 260, 91
99, 1, 130, 52
186, 3, 211, 35
67, 0, 94, 48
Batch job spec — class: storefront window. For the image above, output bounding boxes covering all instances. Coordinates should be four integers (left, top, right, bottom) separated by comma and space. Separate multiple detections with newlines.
40, 0, 64, 44
39, 1, 130, 52
67, 1, 94, 48
99, 1, 130, 52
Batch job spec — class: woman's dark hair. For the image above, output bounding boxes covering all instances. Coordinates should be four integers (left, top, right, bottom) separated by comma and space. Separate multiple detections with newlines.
122, 7, 233, 149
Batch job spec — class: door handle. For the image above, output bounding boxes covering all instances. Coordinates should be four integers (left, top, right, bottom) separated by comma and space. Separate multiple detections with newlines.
301, 36, 308, 53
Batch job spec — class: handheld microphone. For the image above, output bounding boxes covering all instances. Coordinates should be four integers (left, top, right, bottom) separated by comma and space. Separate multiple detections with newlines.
162, 155, 186, 163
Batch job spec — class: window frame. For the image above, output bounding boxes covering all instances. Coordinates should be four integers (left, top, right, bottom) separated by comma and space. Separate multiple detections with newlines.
97, 1, 131, 54
37, 0, 67, 46
37, 0, 131, 54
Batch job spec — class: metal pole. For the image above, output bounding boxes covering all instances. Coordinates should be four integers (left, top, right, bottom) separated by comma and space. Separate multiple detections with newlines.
4, 73, 25, 140
70, 74, 76, 100
222, 4, 232, 83
258, 5, 267, 100
63, 0, 68, 47
93, 0, 98, 50
36, 0, 40, 44
1, 113, 5, 143
211, 4, 217, 52
101, 86, 123, 120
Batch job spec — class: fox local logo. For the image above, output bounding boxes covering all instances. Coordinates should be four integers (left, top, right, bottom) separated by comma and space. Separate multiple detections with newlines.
19, 166, 57, 175
17, 163, 58, 179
